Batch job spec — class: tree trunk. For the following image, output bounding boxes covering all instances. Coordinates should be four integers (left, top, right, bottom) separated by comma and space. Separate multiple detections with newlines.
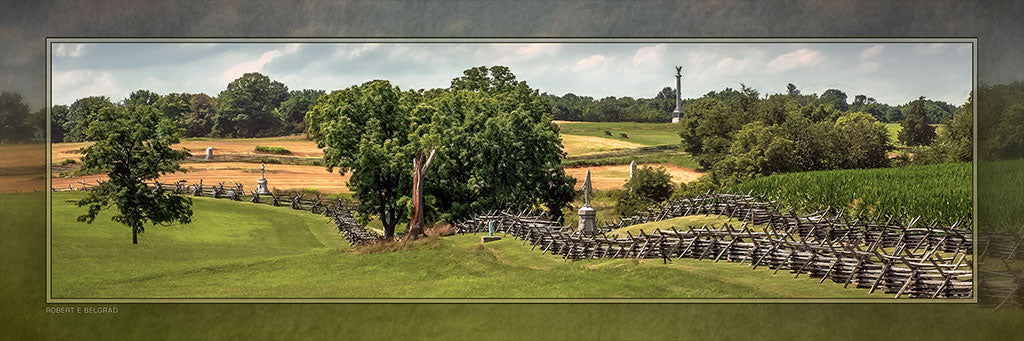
132, 227, 138, 244
406, 149, 435, 240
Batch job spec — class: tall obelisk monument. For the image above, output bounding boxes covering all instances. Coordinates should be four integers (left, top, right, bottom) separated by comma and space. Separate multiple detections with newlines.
671, 66, 683, 123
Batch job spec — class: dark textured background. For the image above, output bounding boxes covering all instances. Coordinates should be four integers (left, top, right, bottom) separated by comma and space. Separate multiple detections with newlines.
2, 1, 1023, 339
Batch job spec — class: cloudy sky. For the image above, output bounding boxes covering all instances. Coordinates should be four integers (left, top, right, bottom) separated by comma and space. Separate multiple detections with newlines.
51, 42, 972, 106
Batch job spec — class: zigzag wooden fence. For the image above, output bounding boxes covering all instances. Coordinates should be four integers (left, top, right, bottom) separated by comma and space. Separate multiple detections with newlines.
453, 192, 975, 299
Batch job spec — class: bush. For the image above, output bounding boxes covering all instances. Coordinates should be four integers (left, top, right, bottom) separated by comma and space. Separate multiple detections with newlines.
58, 158, 78, 166
615, 166, 674, 215
254, 146, 291, 154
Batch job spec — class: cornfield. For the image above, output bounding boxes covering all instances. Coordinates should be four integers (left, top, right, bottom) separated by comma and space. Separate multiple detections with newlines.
727, 162, 972, 220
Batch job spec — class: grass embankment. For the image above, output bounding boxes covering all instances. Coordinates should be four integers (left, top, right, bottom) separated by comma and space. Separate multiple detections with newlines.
557, 121, 681, 146
727, 162, 971, 219
50, 191, 880, 299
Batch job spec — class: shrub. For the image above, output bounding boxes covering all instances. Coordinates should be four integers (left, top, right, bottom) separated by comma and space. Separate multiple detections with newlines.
615, 166, 674, 215
254, 146, 291, 154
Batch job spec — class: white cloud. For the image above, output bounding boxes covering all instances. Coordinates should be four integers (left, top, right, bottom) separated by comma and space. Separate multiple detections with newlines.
632, 44, 666, 66
347, 43, 379, 59
54, 44, 86, 58
767, 48, 824, 72
860, 45, 884, 60
52, 69, 121, 104
515, 43, 560, 58
221, 49, 284, 83
572, 54, 608, 71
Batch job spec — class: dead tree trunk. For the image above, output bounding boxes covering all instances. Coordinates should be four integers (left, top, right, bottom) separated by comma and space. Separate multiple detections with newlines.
406, 148, 436, 240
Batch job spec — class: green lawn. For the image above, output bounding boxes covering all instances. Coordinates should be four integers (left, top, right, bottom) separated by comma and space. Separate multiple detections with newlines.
52, 191, 883, 299
557, 121, 681, 146
610, 215, 765, 236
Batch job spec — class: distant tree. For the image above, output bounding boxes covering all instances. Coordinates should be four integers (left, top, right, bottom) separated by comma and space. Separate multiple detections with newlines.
124, 89, 161, 108
899, 96, 936, 146
820, 89, 849, 111
656, 86, 675, 100
154, 92, 192, 122
450, 65, 518, 94
184, 93, 217, 137
76, 104, 192, 244
942, 93, 974, 162
211, 72, 289, 138
50, 104, 70, 142
711, 122, 797, 185
64, 96, 115, 142
786, 83, 800, 96
835, 112, 892, 168
0, 91, 32, 142
275, 89, 325, 135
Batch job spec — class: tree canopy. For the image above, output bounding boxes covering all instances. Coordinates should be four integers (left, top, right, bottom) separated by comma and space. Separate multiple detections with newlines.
308, 67, 575, 237
76, 103, 193, 244
211, 72, 289, 138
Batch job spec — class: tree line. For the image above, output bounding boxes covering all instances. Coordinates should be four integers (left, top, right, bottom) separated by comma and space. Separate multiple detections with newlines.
49, 73, 325, 143
676, 84, 976, 189
543, 84, 959, 125
39, 73, 965, 144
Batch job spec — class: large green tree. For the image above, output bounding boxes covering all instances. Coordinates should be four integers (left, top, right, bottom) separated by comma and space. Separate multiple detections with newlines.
411, 84, 575, 222
76, 104, 193, 244
211, 72, 289, 138
307, 80, 415, 238
899, 96, 937, 146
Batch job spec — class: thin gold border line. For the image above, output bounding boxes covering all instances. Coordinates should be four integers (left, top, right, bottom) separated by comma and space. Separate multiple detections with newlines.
45, 37, 979, 304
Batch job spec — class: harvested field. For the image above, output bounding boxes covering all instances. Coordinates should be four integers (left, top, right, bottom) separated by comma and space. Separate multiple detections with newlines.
52, 162, 351, 193
50, 135, 324, 161
561, 134, 646, 156
564, 163, 704, 190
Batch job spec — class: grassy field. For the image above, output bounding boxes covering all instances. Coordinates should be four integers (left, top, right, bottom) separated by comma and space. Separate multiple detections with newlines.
51, 191, 883, 299
556, 121, 681, 146
609, 215, 760, 236
727, 162, 971, 219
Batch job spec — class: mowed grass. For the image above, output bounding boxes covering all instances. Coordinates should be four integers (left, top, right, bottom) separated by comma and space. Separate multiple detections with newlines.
611, 215, 766, 236
51, 191, 881, 299
728, 162, 971, 219
557, 121, 681, 146
560, 134, 646, 156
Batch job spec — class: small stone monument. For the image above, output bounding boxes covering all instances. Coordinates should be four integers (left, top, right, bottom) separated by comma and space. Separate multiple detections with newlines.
578, 169, 596, 234
205, 147, 214, 160
629, 160, 637, 180
482, 220, 501, 243
255, 163, 272, 195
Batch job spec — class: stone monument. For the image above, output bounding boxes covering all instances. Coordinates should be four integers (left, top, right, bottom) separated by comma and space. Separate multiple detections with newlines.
671, 66, 683, 123
578, 169, 596, 234
629, 160, 637, 180
255, 163, 272, 195
205, 147, 214, 160
482, 220, 501, 243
